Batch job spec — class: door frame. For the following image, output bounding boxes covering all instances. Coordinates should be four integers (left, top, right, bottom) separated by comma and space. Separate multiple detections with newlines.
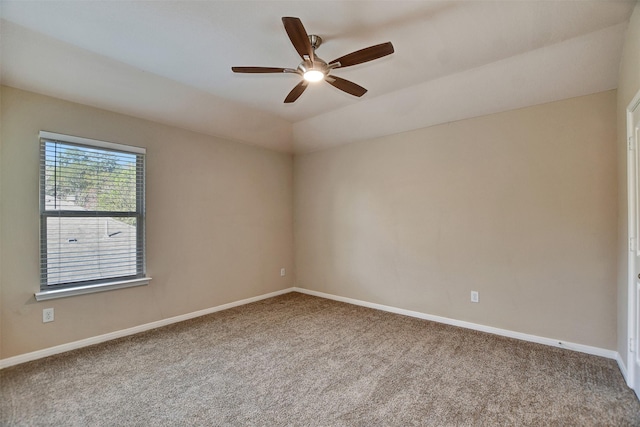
626, 88, 640, 391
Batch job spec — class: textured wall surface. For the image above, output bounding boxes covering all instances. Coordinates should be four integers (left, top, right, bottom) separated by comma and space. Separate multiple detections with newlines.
0, 84, 622, 360
295, 91, 617, 349
0, 86, 294, 358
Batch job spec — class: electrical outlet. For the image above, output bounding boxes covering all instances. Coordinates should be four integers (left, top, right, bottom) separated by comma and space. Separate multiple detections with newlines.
43, 308, 54, 323
471, 291, 479, 303
280, 268, 286, 277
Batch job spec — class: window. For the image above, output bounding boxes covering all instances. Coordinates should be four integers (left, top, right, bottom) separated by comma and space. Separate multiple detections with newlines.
36, 131, 149, 301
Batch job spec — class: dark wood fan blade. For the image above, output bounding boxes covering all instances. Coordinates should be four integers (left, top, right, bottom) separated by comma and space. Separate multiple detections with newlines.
232, 67, 295, 73
284, 80, 308, 103
329, 42, 394, 68
282, 17, 314, 61
326, 76, 367, 97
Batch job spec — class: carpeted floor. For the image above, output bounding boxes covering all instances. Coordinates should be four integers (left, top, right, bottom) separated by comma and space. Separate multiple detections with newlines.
1, 292, 639, 426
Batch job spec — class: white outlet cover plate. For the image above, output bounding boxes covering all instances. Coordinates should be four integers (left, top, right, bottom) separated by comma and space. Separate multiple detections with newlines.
43, 308, 54, 322
471, 292, 479, 303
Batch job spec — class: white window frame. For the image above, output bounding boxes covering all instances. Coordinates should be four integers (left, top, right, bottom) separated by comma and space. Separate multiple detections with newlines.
35, 131, 151, 301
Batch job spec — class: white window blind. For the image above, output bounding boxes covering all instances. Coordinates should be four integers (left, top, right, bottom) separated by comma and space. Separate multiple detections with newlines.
39, 132, 146, 291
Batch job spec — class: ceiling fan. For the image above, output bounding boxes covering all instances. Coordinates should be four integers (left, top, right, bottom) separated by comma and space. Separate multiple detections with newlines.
232, 17, 394, 103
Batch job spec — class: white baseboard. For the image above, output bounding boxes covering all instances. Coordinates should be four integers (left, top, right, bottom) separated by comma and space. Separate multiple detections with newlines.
1, 286, 623, 372
293, 287, 619, 361
616, 352, 629, 383
0, 287, 295, 369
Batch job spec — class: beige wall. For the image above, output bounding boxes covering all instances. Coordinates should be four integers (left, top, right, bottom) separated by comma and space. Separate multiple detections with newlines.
295, 91, 618, 350
0, 70, 626, 360
617, 2, 640, 368
0, 86, 294, 359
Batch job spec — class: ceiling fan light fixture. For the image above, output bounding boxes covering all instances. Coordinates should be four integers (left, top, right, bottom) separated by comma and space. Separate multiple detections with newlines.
303, 69, 325, 82
231, 17, 395, 103
299, 58, 328, 83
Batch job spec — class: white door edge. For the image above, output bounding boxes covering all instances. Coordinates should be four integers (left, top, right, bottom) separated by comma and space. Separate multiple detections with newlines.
626, 88, 640, 392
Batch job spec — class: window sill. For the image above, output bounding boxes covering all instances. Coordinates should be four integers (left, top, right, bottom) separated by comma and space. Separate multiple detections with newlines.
34, 277, 151, 301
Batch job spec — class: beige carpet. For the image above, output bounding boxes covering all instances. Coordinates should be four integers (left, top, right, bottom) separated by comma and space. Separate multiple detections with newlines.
1, 292, 639, 426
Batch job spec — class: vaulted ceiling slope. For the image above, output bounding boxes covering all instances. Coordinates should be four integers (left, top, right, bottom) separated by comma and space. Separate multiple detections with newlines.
0, 1, 635, 153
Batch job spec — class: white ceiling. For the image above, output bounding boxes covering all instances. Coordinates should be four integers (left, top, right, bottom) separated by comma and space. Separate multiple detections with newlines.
0, 1, 636, 153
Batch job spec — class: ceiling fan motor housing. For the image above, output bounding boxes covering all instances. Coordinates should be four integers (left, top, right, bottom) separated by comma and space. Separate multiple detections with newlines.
298, 57, 329, 77
299, 35, 329, 81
